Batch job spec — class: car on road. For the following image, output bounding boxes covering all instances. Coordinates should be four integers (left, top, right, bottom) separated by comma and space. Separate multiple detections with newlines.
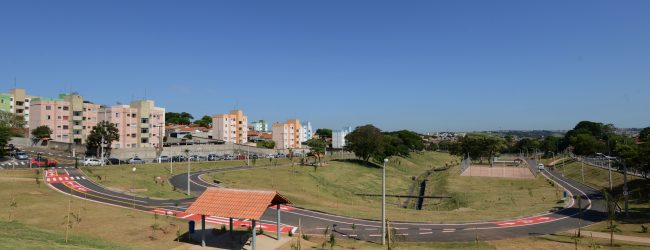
127, 157, 146, 164
31, 157, 57, 167
537, 163, 545, 171
14, 151, 29, 160
83, 158, 103, 166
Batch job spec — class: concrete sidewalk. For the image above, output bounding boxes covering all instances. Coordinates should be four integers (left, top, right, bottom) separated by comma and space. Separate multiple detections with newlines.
173, 226, 292, 250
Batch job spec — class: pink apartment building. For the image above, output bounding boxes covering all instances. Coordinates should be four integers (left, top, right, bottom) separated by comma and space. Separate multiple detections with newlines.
29, 93, 99, 144
98, 100, 165, 148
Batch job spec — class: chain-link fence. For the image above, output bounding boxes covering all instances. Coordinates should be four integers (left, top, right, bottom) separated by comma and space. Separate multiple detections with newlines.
460, 156, 472, 175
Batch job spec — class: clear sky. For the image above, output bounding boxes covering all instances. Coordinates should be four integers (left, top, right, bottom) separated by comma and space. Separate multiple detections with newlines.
1, 1, 648, 132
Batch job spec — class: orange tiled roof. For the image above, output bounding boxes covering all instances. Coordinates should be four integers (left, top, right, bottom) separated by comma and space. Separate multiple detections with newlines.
185, 188, 290, 220
261, 133, 272, 139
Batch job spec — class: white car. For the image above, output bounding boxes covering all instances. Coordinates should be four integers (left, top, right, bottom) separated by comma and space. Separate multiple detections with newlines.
83, 158, 102, 166
537, 163, 545, 171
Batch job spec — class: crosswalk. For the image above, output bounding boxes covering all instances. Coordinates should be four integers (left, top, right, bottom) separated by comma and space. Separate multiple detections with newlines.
46, 176, 86, 183
0, 161, 27, 167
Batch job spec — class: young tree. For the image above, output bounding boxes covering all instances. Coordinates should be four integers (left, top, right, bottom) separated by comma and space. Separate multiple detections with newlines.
30, 125, 53, 145
85, 121, 120, 158
307, 138, 326, 167
345, 125, 384, 163
193, 115, 212, 128
0, 110, 26, 136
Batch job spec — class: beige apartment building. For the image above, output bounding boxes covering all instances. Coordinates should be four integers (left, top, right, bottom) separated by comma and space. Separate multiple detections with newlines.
272, 119, 303, 149
29, 93, 100, 144
98, 100, 165, 149
212, 110, 248, 144
0, 88, 40, 128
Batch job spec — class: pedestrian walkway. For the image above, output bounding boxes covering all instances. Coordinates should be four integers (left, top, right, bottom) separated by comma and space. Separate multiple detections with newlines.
572, 230, 650, 244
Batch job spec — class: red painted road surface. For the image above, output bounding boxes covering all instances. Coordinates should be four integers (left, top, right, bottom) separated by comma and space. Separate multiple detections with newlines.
495, 215, 558, 227
151, 208, 297, 233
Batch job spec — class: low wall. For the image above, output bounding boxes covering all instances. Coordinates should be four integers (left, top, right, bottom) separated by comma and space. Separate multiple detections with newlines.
9, 137, 86, 156
111, 143, 310, 160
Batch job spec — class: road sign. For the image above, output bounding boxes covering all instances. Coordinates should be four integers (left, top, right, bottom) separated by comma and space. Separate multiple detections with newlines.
623, 191, 629, 196
563, 191, 567, 198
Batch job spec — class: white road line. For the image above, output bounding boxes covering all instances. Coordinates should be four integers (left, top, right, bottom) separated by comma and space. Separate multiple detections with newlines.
419, 232, 433, 235
395, 233, 409, 236
368, 234, 382, 237
419, 228, 432, 231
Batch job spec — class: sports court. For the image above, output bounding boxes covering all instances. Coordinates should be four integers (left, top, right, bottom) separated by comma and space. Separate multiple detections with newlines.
460, 165, 535, 178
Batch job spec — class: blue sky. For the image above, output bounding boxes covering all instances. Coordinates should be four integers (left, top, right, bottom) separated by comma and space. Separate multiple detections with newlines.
1, 1, 649, 132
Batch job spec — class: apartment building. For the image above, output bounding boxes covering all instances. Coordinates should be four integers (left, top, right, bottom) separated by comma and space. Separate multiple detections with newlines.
332, 126, 353, 149
212, 110, 248, 144
251, 120, 269, 132
29, 93, 100, 144
272, 119, 303, 149
1, 88, 40, 127
300, 121, 313, 143
98, 100, 165, 149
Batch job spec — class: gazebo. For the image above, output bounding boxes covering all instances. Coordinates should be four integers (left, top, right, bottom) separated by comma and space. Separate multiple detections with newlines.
186, 188, 291, 249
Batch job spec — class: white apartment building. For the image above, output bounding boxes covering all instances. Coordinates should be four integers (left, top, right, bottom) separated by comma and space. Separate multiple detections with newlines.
332, 126, 353, 149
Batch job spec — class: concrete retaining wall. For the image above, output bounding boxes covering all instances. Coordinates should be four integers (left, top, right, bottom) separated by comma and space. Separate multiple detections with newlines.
111, 143, 311, 160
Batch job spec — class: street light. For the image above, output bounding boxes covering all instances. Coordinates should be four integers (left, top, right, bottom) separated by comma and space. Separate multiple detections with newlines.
132, 166, 136, 209
381, 158, 388, 245
596, 153, 614, 191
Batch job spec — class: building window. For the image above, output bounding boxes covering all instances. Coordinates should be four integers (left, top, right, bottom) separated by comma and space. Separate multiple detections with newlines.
73, 111, 81, 116
141, 118, 149, 124
141, 138, 148, 143
63, 106, 69, 111
46, 106, 52, 110
63, 125, 68, 130
74, 121, 81, 126
141, 128, 149, 134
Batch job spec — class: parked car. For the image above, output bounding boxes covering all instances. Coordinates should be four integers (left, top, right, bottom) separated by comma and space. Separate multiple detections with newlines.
197, 155, 207, 161
207, 154, 221, 161
127, 158, 146, 164
31, 157, 57, 167
172, 155, 186, 162
275, 153, 286, 158
107, 158, 125, 165
83, 158, 102, 166
155, 155, 170, 163
14, 151, 29, 160
222, 154, 235, 161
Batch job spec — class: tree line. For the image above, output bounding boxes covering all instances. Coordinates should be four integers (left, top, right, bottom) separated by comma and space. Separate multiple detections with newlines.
343, 124, 424, 163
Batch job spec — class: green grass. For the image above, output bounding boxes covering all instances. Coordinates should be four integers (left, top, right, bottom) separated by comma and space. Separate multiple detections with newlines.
559, 161, 650, 238
0, 169, 188, 249
83, 158, 296, 199
0, 221, 129, 250
208, 152, 561, 223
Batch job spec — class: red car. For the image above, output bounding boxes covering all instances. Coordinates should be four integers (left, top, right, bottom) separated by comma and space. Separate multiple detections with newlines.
31, 157, 57, 167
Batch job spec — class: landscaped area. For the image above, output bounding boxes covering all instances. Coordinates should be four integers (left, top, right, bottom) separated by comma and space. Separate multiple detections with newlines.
0, 169, 186, 250
557, 160, 650, 238
83, 158, 296, 199
206, 152, 561, 223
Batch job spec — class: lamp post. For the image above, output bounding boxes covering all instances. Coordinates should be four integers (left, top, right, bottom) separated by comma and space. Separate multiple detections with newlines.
382, 158, 388, 245
131, 166, 136, 209
185, 149, 191, 196
597, 153, 614, 191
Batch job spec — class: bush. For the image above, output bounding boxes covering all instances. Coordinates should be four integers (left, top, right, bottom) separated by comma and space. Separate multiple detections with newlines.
288, 230, 293, 237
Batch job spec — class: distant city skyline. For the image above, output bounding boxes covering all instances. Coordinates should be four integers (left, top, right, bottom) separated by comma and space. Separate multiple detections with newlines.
1, 1, 649, 132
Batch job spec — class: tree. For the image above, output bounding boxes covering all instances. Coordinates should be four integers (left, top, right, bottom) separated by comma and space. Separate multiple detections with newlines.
639, 127, 650, 143
165, 112, 193, 125
257, 140, 276, 149
345, 125, 384, 162
0, 110, 26, 136
0, 125, 10, 157
457, 135, 506, 163
30, 125, 53, 145
307, 138, 327, 166
86, 121, 120, 158
315, 128, 332, 138
194, 115, 212, 128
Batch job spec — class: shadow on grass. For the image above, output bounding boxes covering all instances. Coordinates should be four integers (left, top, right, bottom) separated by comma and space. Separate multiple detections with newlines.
175, 229, 253, 250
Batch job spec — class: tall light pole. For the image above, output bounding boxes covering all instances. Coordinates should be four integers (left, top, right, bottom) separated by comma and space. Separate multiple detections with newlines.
597, 153, 614, 191
185, 149, 191, 196
382, 158, 388, 245
132, 166, 136, 209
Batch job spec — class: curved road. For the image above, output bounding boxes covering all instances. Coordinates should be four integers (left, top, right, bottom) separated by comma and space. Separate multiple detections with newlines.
45, 163, 606, 242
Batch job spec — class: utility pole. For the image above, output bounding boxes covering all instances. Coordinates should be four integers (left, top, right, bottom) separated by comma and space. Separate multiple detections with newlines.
382, 158, 388, 245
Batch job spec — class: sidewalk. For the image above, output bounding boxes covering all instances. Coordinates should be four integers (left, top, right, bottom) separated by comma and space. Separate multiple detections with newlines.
571, 230, 650, 244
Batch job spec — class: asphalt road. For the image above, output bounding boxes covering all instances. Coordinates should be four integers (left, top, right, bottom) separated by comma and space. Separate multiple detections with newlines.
45, 163, 606, 242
